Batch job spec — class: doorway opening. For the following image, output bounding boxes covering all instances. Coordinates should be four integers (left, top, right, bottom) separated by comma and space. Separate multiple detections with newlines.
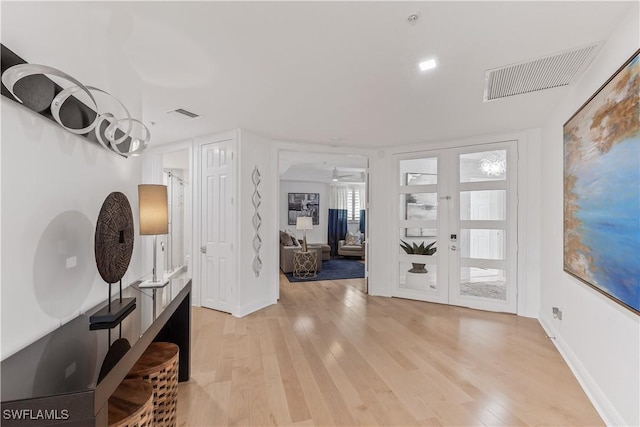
277, 150, 369, 292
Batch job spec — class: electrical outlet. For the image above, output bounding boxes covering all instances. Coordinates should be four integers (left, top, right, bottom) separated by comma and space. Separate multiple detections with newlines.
552, 307, 563, 320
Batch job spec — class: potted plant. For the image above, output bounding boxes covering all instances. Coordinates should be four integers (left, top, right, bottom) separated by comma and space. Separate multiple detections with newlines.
400, 240, 436, 273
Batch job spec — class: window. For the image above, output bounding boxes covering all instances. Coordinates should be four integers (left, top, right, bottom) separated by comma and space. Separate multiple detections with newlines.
347, 186, 361, 222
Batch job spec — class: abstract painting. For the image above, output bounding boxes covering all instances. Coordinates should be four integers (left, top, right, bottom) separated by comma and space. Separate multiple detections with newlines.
563, 49, 639, 314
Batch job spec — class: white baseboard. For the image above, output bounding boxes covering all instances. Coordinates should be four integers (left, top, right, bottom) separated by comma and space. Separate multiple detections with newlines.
233, 296, 276, 318
539, 317, 626, 427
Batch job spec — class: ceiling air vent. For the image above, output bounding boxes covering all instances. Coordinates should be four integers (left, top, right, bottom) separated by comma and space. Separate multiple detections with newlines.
167, 108, 201, 119
483, 42, 602, 102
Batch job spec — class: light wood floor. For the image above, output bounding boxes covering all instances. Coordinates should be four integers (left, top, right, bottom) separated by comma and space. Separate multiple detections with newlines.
177, 276, 603, 426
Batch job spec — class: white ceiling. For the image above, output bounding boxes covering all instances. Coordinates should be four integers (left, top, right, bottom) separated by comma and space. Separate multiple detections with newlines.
280, 151, 367, 183
1, 1, 634, 148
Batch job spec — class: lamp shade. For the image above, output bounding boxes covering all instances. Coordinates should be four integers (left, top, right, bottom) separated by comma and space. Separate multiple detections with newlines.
296, 216, 313, 230
138, 184, 168, 235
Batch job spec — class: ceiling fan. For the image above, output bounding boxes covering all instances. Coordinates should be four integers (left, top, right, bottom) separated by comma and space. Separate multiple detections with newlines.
331, 168, 364, 182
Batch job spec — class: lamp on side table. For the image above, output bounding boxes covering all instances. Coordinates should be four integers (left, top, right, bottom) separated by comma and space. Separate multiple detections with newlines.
138, 184, 169, 319
296, 216, 313, 252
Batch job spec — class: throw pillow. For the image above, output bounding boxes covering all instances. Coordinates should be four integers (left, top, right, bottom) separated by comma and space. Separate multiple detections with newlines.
285, 230, 300, 246
354, 231, 363, 245
280, 231, 293, 246
345, 231, 358, 246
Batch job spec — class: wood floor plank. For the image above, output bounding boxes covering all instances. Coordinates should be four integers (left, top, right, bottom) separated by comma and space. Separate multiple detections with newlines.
178, 275, 604, 427
267, 318, 311, 423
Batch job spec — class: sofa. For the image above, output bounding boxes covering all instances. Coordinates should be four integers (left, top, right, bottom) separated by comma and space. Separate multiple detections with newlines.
308, 244, 331, 261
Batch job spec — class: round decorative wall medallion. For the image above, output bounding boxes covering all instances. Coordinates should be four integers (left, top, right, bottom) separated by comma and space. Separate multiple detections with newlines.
94, 192, 134, 284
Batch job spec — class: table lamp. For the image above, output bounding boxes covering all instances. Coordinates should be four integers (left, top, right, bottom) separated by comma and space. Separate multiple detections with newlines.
296, 216, 313, 252
138, 184, 169, 287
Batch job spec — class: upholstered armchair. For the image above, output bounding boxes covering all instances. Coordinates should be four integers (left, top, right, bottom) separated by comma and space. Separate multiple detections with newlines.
338, 232, 365, 258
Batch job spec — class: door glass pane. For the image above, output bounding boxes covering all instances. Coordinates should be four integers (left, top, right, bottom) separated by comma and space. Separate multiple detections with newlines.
400, 158, 438, 185
460, 190, 506, 220
460, 229, 505, 260
400, 228, 437, 241
399, 262, 438, 292
401, 193, 438, 222
460, 267, 506, 300
460, 150, 507, 182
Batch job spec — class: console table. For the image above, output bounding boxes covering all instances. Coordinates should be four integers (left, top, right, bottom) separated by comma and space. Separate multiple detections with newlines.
1, 276, 191, 427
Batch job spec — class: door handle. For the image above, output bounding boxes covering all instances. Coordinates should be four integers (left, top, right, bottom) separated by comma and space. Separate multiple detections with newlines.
200, 246, 207, 254
450, 245, 457, 251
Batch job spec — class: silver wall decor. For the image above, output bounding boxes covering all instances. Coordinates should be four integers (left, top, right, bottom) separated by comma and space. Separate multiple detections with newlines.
251, 166, 262, 277
1, 45, 149, 157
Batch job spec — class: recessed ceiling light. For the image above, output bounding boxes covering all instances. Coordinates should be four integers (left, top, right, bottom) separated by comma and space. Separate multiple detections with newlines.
419, 59, 437, 71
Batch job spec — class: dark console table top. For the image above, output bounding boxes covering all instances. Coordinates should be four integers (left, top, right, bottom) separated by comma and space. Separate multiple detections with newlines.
1, 275, 191, 425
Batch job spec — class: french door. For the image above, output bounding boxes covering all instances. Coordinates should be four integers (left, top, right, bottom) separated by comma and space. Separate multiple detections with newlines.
393, 141, 517, 313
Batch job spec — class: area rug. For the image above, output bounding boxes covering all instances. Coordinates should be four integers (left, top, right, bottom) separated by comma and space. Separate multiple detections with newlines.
460, 280, 506, 300
285, 258, 364, 282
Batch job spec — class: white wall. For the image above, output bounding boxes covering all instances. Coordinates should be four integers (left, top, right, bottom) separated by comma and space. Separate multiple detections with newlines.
279, 180, 329, 244
237, 130, 277, 315
1, 99, 143, 359
538, 7, 640, 426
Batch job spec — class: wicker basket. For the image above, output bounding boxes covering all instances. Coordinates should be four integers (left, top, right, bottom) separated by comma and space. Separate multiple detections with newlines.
108, 379, 154, 427
127, 342, 179, 427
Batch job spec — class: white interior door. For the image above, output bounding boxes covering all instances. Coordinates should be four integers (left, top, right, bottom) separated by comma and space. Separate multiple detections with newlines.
393, 142, 517, 313
395, 151, 449, 305
201, 140, 235, 313
449, 143, 517, 313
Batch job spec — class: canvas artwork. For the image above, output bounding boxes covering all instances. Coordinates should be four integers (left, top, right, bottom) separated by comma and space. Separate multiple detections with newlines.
563, 49, 639, 314
288, 193, 320, 225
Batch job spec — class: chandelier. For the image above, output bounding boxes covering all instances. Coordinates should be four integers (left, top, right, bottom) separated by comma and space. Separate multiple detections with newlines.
479, 152, 506, 177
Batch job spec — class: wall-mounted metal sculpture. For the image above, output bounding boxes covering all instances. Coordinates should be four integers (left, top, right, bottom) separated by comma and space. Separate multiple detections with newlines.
0, 44, 148, 157
251, 166, 263, 277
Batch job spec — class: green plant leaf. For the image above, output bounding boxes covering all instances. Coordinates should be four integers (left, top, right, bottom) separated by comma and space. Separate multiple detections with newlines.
399, 240, 413, 254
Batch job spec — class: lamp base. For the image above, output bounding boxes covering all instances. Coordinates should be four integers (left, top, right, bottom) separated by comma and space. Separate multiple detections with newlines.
139, 278, 170, 289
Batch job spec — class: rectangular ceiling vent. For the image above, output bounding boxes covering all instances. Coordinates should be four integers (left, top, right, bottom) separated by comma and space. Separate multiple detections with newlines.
483, 42, 602, 102
167, 108, 201, 119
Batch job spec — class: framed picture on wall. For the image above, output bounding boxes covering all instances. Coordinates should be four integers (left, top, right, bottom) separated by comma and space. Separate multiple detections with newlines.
563, 48, 639, 314
288, 193, 320, 225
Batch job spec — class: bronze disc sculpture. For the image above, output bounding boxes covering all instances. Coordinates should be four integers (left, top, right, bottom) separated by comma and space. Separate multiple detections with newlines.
95, 192, 134, 283
90, 192, 136, 328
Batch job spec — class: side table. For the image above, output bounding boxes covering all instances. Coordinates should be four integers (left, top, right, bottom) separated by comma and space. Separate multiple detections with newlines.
293, 250, 317, 279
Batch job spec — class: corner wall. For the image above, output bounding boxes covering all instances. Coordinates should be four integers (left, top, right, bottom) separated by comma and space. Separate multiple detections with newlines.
538, 6, 640, 426
237, 130, 277, 316
1, 100, 143, 359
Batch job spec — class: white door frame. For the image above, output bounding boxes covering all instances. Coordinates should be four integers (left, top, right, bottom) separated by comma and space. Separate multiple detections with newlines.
142, 140, 196, 304
271, 143, 374, 300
